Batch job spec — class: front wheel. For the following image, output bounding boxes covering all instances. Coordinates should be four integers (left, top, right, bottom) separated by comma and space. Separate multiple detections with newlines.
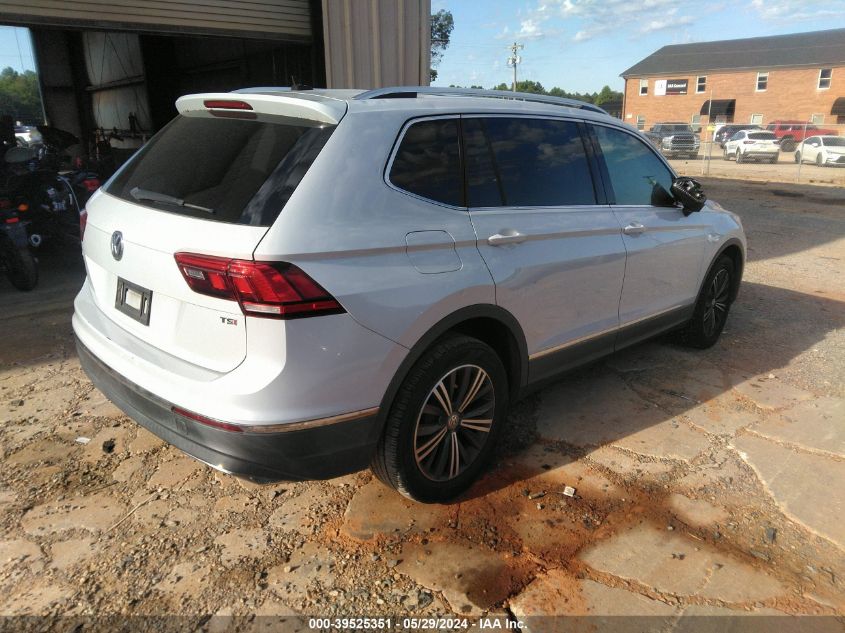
371, 335, 509, 503
2, 244, 38, 291
678, 255, 734, 349
735, 150, 743, 164
794, 152, 802, 164
816, 153, 824, 167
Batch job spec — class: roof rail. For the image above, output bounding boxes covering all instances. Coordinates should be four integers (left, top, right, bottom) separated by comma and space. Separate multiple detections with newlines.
354, 86, 607, 114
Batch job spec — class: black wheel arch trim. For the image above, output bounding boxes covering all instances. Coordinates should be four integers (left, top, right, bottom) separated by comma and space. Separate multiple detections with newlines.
368, 304, 528, 446
708, 237, 745, 303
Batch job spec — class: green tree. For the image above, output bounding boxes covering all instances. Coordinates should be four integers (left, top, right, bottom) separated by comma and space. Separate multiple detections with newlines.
0, 67, 42, 125
430, 10, 455, 83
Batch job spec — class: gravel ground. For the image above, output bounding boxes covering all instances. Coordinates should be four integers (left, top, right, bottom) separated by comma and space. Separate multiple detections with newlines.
0, 178, 843, 632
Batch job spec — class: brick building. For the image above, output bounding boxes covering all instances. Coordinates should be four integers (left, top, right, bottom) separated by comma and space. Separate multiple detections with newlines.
620, 28, 845, 131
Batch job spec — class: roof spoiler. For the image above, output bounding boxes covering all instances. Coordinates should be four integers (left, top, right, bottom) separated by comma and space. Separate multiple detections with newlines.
175, 92, 346, 125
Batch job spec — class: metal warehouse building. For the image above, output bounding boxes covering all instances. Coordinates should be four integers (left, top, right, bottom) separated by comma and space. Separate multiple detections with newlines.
621, 28, 845, 132
0, 0, 430, 155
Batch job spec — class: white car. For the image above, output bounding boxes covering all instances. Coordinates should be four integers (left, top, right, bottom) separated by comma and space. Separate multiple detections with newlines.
73, 86, 746, 501
724, 130, 780, 163
794, 135, 845, 166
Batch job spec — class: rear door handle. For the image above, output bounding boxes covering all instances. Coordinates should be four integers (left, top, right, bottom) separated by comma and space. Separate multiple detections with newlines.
488, 229, 526, 246
622, 222, 646, 236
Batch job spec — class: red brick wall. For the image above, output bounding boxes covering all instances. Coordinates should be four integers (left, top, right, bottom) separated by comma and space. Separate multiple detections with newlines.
622, 66, 844, 128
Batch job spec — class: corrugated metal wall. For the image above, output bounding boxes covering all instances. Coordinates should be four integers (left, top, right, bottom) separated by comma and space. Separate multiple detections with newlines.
0, 0, 312, 40
322, 0, 430, 88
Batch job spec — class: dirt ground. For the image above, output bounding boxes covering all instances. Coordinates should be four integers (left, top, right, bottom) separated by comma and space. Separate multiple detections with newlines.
0, 178, 843, 632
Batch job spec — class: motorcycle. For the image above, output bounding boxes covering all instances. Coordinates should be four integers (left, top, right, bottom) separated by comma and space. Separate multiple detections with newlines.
0, 194, 38, 291
1, 126, 100, 246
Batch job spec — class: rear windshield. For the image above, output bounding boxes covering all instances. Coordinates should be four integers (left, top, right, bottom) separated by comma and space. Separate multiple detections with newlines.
106, 114, 335, 226
748, 132, 776, 140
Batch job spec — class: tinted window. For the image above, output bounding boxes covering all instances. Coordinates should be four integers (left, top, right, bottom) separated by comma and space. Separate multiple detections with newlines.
824, 137, 845, 147
467, 117, 595, 207
389, 119, 462, 206
106, 114, 334, 226
594, 125, 674, 207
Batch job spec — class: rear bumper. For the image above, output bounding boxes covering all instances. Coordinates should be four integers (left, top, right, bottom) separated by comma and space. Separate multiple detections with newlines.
77, 339, 379, 482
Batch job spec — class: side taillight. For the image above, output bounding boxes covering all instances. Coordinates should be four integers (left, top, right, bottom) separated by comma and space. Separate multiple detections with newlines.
79, 209, 88, 240
82, 178, 100, 193
174, 253, 344, 319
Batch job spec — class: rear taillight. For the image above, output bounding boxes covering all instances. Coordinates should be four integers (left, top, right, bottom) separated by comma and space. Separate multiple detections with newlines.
79, 209, 87, 240
174, 253, 344, 319
82, 178, 100, 193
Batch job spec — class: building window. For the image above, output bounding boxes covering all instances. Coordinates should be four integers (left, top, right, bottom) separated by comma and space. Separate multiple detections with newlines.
696, 76, 707, 93
690, 114, 701, 132
639, 79, 648, 96
756, 72, 768, 91
811, 114, 824, 125
750, 114, 763, 125
636, 115, 645, 130
819, 68, 832, 90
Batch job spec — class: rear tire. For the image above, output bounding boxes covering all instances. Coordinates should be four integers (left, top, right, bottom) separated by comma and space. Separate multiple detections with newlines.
3, 245, 38, 291
781, 138, 796, 152
794, 152, 801, 164
678, 255, 734, 349
735, 150, 743, 164
371, 334, 509, 503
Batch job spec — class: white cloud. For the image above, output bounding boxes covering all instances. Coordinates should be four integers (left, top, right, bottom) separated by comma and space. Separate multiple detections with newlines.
750, 0, 845, 20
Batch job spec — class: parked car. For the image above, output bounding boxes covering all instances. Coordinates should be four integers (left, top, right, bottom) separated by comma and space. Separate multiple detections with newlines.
794, 135, 845, 166
73, 86, 745, 502
766, 121, 837, 152
644, 122, 700, 158
713, 124, 761, 148
724, 130, 780, 163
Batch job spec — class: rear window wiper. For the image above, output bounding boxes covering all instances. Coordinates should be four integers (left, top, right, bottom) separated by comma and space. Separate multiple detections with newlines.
129, 187, 215, 214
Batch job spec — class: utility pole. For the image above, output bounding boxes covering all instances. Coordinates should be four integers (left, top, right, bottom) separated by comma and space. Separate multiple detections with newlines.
506, 42, 523, 92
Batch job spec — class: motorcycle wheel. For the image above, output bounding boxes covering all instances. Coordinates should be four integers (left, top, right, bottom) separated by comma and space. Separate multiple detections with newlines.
3, 245, 38, 291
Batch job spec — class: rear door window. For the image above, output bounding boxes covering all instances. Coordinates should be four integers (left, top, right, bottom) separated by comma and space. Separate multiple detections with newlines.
593, 124, 675, 207
464, 117, 596, 207
106, 114, 335, 226
389, 118, 462, 207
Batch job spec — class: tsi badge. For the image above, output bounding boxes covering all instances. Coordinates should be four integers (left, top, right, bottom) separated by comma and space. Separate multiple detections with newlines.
220, 317, 238, 326
110, 231, 123, 261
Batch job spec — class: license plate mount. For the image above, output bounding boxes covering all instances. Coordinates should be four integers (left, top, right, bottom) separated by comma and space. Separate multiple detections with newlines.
115, 277, 152, 326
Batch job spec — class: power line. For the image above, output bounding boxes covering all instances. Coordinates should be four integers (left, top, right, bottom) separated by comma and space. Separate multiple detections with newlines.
506, 42, 523, 92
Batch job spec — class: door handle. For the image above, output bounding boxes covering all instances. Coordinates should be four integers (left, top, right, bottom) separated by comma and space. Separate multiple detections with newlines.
622, 222, 646, 236
488, 229, 527, 246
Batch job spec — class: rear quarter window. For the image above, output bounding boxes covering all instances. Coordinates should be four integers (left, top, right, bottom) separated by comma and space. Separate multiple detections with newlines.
388, 119, 462, 207
105, 113, 335, 226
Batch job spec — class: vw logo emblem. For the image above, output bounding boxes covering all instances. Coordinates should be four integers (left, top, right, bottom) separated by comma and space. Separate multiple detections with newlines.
110, 231, 124, 261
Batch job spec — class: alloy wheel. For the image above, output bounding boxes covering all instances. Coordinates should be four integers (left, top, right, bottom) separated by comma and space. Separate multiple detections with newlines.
703, 268, 730, 338
413, 364, 495, 482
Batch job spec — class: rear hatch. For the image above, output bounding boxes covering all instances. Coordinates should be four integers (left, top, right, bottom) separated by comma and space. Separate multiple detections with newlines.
82, 92, 343, 372
746, 132, 779, 150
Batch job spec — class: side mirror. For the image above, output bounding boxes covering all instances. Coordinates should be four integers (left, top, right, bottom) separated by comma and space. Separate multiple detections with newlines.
671, 177, 706, 215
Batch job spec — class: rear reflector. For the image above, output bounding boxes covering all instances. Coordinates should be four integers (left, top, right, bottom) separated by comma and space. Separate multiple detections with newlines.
5, 217, 19, 224
82, 178, 100, 193
174, 252, 344, 319
79, 209, 88, 241
171, 406, 243, 433
203, 99, 253, 110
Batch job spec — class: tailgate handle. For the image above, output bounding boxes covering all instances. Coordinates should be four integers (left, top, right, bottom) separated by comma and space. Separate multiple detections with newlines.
488, 230, 526, 246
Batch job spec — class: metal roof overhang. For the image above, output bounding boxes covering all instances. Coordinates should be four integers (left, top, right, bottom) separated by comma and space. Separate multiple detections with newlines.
700, 99, 736, 117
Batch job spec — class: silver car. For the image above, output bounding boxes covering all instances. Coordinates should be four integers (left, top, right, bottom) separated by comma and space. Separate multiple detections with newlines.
73, 87, 745, 502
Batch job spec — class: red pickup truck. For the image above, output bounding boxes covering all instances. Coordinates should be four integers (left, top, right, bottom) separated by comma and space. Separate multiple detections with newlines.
766, 121, 837, 151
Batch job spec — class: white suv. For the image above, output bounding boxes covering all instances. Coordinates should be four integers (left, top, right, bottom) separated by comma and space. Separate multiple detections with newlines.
73, 87, 745, 502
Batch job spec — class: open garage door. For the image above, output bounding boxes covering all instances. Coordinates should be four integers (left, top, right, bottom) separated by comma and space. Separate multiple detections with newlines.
0, 0, 312, 41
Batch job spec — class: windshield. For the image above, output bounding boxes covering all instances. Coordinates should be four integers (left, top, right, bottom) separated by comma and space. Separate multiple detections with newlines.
106, 114, 335, 226
823, 137, 845, 147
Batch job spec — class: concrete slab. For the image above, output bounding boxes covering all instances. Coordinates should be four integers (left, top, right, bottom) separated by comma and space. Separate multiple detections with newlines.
732, 434, 845, 548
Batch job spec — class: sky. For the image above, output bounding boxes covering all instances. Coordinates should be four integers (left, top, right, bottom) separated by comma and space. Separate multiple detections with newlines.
0, 26, 36, 73
432, 0, 845, 93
